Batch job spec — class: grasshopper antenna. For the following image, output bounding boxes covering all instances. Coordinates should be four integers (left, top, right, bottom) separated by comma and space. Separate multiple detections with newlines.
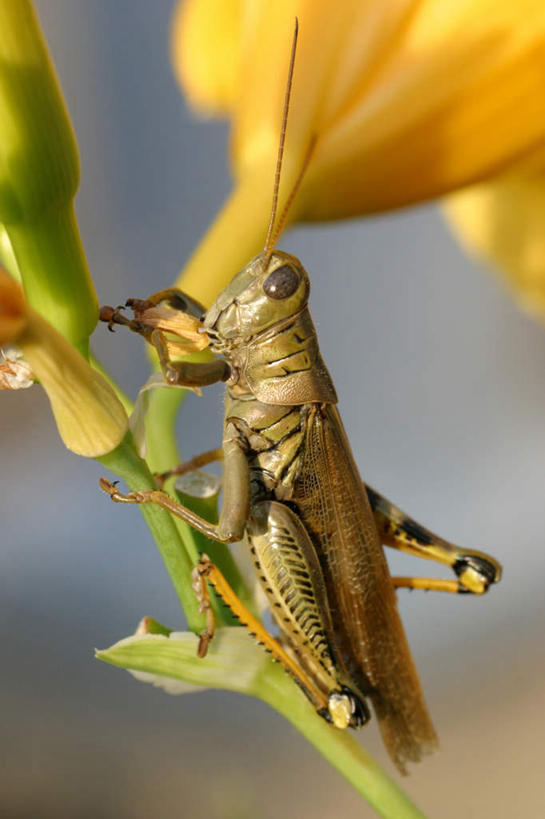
264, 17, 315, 260
268, 133, 316, 253
263, 18, 298, 256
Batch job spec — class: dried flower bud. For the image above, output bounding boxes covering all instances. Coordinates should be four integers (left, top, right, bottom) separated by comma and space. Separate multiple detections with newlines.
0, 347, 33, 390
132, 303, 209, 356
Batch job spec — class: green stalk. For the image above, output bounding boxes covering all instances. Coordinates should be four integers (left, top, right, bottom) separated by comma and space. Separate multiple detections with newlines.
143, 385, 206, 573
144, 383, 257, 622
8, 204, 97, 356
257, 667, 427, 819
144, 385, 185, 475
98, 433, 204, 632
0, 0, 97, 355
99, 630, 428, 819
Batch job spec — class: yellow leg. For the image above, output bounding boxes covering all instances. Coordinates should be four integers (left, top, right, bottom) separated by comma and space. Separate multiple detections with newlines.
393, 576, 463, 594
365, 484, 502, 594
194, 554, 331, 715
191, 563, 216, 657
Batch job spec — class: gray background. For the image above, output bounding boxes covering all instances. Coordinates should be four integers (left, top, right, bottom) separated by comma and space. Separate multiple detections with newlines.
2, 2, 544, 817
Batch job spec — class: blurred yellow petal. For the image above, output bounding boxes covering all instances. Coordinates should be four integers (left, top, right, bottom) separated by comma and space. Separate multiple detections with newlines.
302, 1, 545, 218
444, 149, 545, 320
22, 313, 129, 457
175, 0, 545, 218
0, 272, 128, 456
171, 0, 545, 306
172, 0, 243, 115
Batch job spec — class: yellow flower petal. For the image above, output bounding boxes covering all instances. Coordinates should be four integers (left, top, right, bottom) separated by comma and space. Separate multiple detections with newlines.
21, 312, 129, 456
443, 148, 545, 320
174, 0, 545, 218
0, 272, 128, 456
172, 0, 243, 115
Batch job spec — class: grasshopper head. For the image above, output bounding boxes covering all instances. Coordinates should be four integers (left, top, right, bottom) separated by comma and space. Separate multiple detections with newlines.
203, 251, 310, 349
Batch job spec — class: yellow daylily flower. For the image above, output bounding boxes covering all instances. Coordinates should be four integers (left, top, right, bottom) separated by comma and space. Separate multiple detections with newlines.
171, 0, 545, 314
444, 147, 545, 320
0, 272, 128, 457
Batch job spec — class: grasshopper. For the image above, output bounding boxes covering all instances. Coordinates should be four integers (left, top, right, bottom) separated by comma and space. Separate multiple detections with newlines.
99, 23, 501, 773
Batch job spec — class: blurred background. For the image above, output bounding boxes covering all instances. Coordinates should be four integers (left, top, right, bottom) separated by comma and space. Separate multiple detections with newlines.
2, 2, 545, 817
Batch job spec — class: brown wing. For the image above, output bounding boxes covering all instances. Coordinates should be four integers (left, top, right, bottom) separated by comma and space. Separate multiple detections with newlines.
291, 404, 438, 773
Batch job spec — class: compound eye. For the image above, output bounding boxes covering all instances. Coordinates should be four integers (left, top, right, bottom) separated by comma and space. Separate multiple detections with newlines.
263, 264, 300, 300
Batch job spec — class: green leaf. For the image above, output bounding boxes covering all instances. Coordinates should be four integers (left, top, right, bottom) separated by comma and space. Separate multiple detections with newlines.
97, 628, 428, 819
96, 627, 271, 693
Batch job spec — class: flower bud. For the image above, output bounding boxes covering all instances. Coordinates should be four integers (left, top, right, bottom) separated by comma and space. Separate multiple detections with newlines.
0, 272, 127, 456
0, 0, 97, 352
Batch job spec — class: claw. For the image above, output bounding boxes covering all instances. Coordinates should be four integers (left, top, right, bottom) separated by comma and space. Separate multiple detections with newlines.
99, 477, 116, 496
454, 554, 502, 594
197, 633, 211, 658
99, 304, 131, 333
125, 297, 149, 311
99, 305, 115, 322
99, 305, 117, 332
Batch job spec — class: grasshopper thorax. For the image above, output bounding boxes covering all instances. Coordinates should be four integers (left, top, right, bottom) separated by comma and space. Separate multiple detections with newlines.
203, 250, 310, 349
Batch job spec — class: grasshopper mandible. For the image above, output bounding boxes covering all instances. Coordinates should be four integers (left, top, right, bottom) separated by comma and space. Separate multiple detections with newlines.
99, 22, 501, 773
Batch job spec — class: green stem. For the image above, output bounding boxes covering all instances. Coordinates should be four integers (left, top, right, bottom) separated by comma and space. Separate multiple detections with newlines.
0, 1, 96, 355
98, 433, 203, 631
144, 379, 257, 622
99, 631, 427, 818
143, 385, 204, 572
7, 203, 97, 356
144, 385, 185, 474
255, 667, 427, 819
